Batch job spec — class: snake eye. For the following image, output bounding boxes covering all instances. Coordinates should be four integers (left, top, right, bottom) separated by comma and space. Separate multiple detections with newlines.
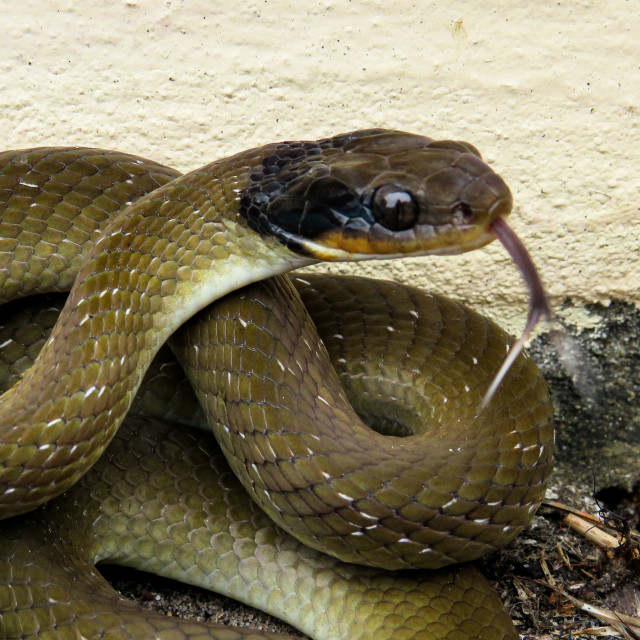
371, 184, 418, 231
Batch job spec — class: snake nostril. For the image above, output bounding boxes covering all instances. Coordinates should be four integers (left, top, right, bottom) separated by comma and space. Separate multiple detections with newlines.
453, 202, 474, 223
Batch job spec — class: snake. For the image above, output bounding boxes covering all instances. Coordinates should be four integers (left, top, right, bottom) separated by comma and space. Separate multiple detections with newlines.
0, 130, 554, 639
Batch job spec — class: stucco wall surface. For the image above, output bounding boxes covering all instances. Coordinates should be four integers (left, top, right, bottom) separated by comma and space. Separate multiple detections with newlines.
1, 0, 638, 334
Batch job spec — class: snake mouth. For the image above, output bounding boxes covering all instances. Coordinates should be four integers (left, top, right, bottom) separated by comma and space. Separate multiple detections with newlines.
481, 216, 552, 408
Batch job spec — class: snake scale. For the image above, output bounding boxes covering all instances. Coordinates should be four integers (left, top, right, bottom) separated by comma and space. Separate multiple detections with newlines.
0, 130, 554, 639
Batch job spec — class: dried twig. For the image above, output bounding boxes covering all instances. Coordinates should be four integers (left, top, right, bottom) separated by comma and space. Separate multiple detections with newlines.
577, 626, 624, 636
543, 499, 639, 556
556, 541, 572, 569
542, 582, 640, 639
565, 513, 623, 550
539, 548, 556, 586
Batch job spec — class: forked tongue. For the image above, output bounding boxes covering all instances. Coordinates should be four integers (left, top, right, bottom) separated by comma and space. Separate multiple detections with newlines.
480, 217, 552, 409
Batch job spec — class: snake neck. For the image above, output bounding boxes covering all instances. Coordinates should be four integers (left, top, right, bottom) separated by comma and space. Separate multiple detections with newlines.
0, 151, 315, 517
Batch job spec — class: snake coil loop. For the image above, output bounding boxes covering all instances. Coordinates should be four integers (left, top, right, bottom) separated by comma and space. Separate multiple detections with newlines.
0, 131, 553, 640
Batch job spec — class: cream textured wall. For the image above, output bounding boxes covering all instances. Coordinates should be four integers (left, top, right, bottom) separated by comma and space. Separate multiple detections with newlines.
2, 1, 638, 334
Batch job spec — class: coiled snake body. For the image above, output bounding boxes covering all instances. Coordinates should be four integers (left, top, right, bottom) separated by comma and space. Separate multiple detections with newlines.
0, 130, 554, 639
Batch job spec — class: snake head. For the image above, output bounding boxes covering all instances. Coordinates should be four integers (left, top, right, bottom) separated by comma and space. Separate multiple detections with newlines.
239, 129, 513, 260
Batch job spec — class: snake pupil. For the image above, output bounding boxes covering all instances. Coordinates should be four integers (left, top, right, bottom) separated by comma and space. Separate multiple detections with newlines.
371, 184, 418, 231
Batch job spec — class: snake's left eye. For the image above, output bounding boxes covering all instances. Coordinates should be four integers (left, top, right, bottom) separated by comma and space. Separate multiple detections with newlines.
371, 184, 418, 231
